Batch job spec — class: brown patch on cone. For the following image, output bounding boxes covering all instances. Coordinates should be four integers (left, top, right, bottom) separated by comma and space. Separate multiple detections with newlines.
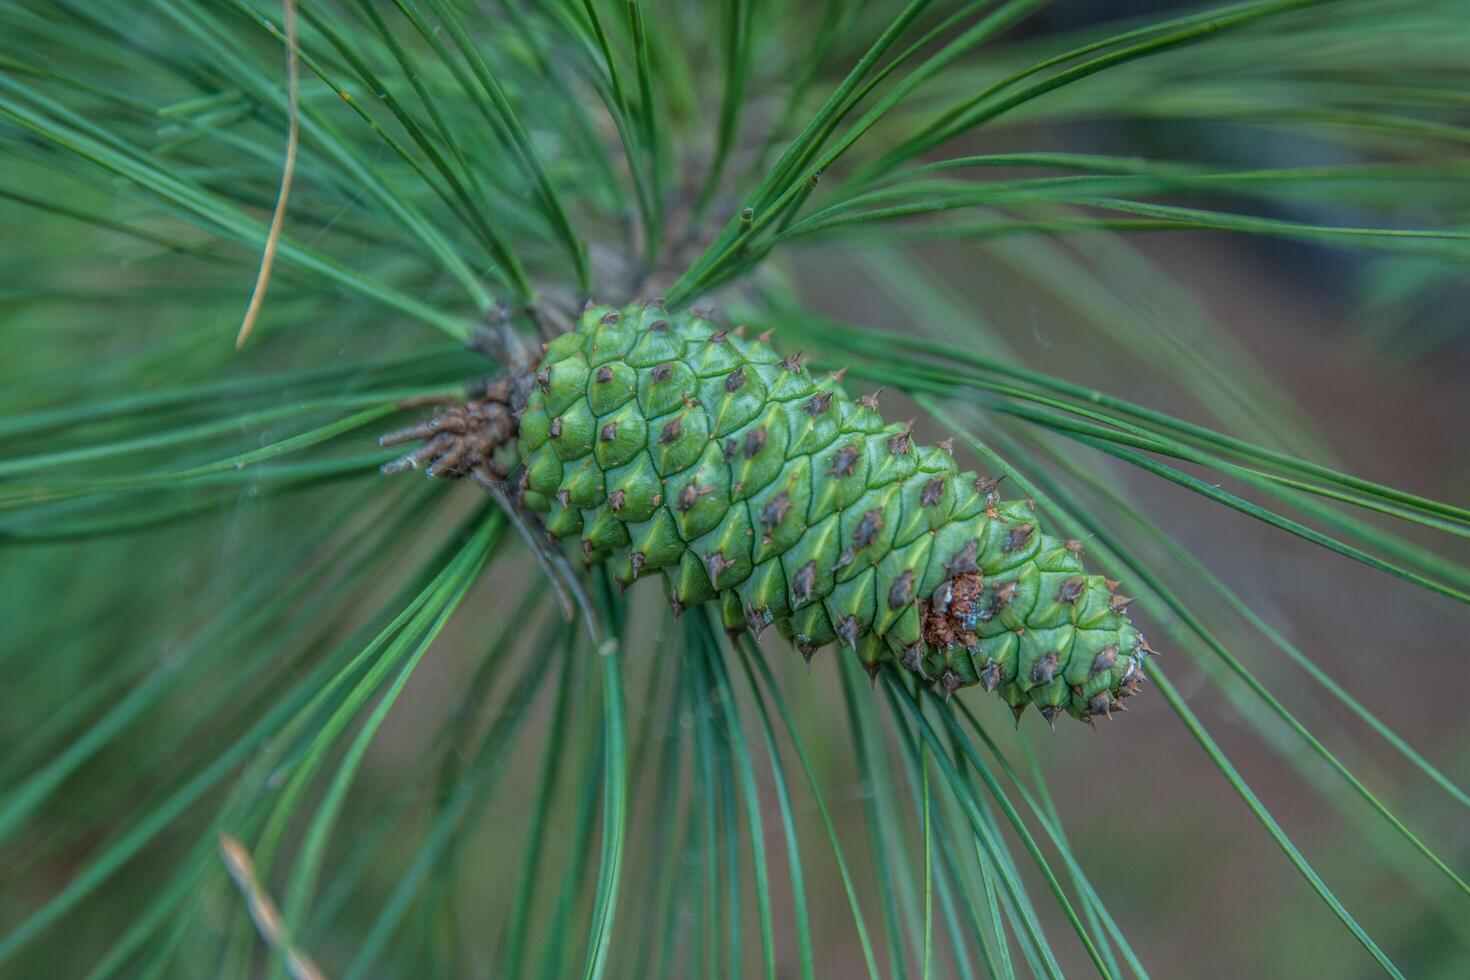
744, 427, 767, 458
658, 418, 682, 444
853, 508, 884, 546
1030, 651, 1060, 685
805, 391, 832, 417
599, 421, 617, 442
779, 351, 803, 373
608, 489, 626, 513
549, 416, 564, 438
724, 367, 746, 392
920, 570, 984, 650
979, 580, 1017, 621
835, 614, 860, 649
1057, 577, 1085, 604
888, 570, 916, 610
676, 482, 714, 511
945, 540, 980, 577
888, 429, 911, 455
828, 444, 859, 478
1003, 523, 1034, 552
979, 661, 1001, 692
761, 492, 793, 527
650, 363, 672, 382
920, 477, 945, 507
704, 551, 735, 584
793, 560, 818, 600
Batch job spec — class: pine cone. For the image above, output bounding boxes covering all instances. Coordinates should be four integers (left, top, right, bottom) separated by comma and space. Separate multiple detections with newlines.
517, 303, 1150, 726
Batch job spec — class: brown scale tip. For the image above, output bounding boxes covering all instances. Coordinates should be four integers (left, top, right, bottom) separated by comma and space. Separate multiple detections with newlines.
937, 437, 955, 457
757, 328, 774, 344
1109, 594, 1135, 614
608, 489, 626, 513
900, 643, 929, 680
595, 365, 613, 383
979, 661, 1001, 692
1090, 644, 1118, 676
829, 367, 849, 383
779, 351, 803, 373
864, 660, 882, 689
554, 489, 570, 508
549, 417, 563, 438
669, 597, 685, 618
858, 388, 884, 411
1064, 538, 1085, 558
1039, 705, 1060, 732
630, 552, 645, 575
1057, 577, 1085, 604
805, 391, 833, 417
940, 670, 963, 703
797, 640, 816, 665
1012, 703, 1029, 727
974, 474, 1005, 499
835, 614, 860, 650
1089, 691, 1114, 721
745, 604, 770, 636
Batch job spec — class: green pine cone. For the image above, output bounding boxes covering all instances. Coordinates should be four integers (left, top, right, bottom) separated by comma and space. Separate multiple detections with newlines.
517, 302, 1149, 726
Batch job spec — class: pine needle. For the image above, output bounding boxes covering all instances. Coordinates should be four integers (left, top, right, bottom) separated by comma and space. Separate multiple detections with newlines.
235, 0, 300, 350
217, 833, 326, 980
